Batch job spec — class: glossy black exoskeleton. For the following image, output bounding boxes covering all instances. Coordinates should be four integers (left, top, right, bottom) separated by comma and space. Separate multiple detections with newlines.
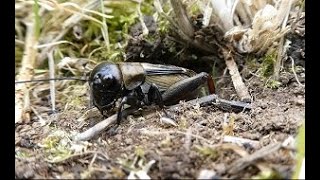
89, 62, 215, 124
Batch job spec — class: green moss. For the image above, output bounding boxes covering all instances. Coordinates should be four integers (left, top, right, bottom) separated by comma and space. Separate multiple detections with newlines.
260, 52, 277, 77
189, 2, 201, 15
141, 0, 155, 15
134, 146, 145, 159
195, 146, 218, 160
265, 79, 281, 89
39, 130, 72, 163
15, 46, 23, 64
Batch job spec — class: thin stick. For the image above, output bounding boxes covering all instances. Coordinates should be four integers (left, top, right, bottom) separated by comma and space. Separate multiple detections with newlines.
15, 21, 38, 124
223, 135, 260, 148
30, 106, 46, 126
74, 107, 138, 141
36, 40, 76, 49
227, 142, 282, 174
273, 37, 284, 80
289, 56, 304, 87
89, 152, 98, 168
273, 0, 293, 80
100, 0, 110, 51
47, 50, 56, 112
137, 1, 149, 35
222, 48, 251, 102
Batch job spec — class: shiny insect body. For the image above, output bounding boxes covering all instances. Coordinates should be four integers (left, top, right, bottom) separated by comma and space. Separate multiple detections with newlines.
89, 62, 215, 124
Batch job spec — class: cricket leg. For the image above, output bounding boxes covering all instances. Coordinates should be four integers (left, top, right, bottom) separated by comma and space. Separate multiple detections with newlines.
116, 95, 142, 125
162, 72, 215, 105
147, 83, 171, 118
147, 83, 164, 108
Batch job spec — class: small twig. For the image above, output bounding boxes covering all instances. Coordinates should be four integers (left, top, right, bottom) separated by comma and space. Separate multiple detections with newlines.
100, 0, 110, 51
88, 47, 104, 59
219, 143, 271, 173
15, 21, 38, 124
273, 37, 285, 80
36, 40, 76, 49
47, 50, 56, 112
137, 1, 149, 36
15, 39, 25, 46
222, 48, 251, 102
289, 56, 304, 87
223, 135, 260, 149
30, 106, 46, 126
184, 127, 192, 151
74, 107, 138, 141
227, 142, 282, 174
89, 152, 98, 168
273, 0, 293, 80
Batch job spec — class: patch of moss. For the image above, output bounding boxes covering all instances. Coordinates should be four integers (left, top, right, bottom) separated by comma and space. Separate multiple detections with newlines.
260, 52, 277, 77
265, 79, 281, 89
195, 145, 218, 160
134, 146, 146, 159
15, 46, 23, 65
38, 130, 72, 163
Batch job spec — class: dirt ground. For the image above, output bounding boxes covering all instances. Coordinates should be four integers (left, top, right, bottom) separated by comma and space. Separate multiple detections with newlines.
15, 57, 305, 179
15, 6, 305, 178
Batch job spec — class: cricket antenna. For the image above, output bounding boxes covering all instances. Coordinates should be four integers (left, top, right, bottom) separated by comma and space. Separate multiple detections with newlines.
15, 77, 88, 84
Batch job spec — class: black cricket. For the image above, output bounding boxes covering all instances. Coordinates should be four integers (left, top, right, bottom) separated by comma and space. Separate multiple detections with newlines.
89, 62, 216, 125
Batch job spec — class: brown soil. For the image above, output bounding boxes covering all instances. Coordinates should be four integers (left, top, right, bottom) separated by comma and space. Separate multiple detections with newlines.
15, 11, 305, 179
15, 63, 305, 179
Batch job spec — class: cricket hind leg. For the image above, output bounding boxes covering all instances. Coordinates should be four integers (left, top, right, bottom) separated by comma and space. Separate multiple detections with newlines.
161, 72, 215, 105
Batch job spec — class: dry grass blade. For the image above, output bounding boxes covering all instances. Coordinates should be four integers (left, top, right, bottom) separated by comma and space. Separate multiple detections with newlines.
289, 56, 304, 87
219, 143, 272, 173
273, 0, 294, 80
37, 0, 101, 66
15, 21, 39, 124
273, 37, 285, 80
47, 50, 56, 112
100, 0, 110, 51
222, 48, 251, 102
223, 135, 260, 148
227, 142, 282, 174
170, 0, 194, 37
137, 0, 149, 36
